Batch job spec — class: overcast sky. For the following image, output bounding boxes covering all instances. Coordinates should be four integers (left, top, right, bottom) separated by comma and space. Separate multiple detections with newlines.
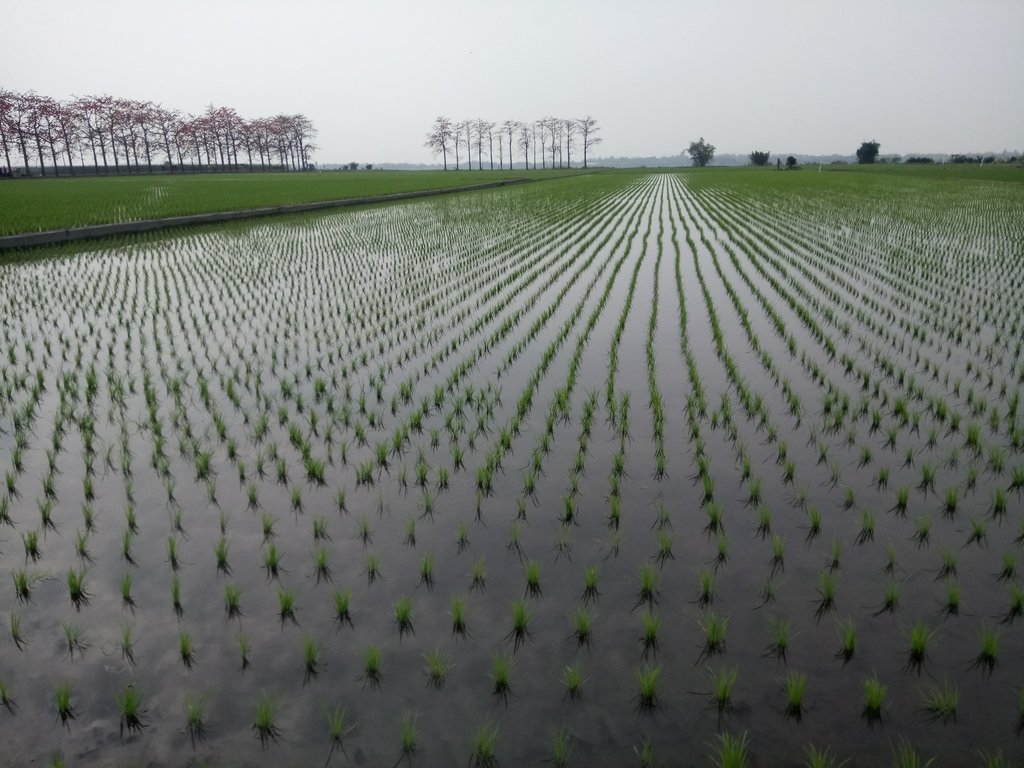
3, 0, 1022, 163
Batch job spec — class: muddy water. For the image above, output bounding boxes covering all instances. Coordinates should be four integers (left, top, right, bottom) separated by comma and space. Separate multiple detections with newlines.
0, 173, 1021, 766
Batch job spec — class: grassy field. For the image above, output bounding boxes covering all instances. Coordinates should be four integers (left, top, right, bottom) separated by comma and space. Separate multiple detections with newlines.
1, 164, 1017, 239
0, 168, 1022, 765
690, 162, 1024, 195
0, 169, 583, 236
821, 162, 1024, 183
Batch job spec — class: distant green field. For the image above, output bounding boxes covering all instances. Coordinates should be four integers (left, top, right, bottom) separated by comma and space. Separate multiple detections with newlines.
818, 161, 1024, 183
678, 163, 1024, 220
681, 162, 1024, 186
0, 169, 582, 236
2, 164, 1017, 239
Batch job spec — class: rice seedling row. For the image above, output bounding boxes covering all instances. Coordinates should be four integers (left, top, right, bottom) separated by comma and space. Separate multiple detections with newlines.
0, 168, 1021, 765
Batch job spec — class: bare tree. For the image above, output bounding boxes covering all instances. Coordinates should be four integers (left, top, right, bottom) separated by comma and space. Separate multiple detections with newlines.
542, 116, 561, 169
130, 100, 159, 173
423, 115, 456, 169
26, 94, 51, 176
554, 120, 564, 168
204, 105, 231, 168
472, 118, 489, 170
290, 113, 316, 170
206, 105, 228, 168
577, 115, 602, 169
303, 141, 319, 168
269, 114, 299, 169
532, 121, 538, 169
537, 120, 547, 169
461, 120, 473, 169
0, 88, 315, 176
562, 118, 578, 169
97, 95, 125, 172
0, 89, 16, 173
181, 115, 205, 170
453, 119, 470, 170
119, 99, 144, 171
484, 120, 496, 170
237, 116, 257, 170
50, 100, 80, 173
37, 96, 67, 175
8, 92, 37, 175
150, 105, 180, 171
249, 117, 271, 169
502, 120, 517, 170
73, 96, 109, 172
425, 114, 600, 174
517, 123, 531, 170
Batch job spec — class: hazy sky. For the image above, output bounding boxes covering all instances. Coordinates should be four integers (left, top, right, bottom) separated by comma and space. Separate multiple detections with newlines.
3, 0, 1022, 163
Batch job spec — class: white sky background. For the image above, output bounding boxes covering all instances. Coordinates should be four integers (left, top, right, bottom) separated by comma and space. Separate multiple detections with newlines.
3, 0, 1022, 163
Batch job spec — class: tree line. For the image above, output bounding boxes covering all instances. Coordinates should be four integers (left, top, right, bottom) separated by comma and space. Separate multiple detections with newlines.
0, 88, 317, 177
425, 116, 602, 171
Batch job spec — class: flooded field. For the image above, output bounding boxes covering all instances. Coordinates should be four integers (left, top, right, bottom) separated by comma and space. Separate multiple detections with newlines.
1, 169, 1022, 766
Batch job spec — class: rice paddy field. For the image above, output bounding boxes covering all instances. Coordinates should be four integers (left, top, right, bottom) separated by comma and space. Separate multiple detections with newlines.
0, 169, 567, 237
1, 166, 1023, 766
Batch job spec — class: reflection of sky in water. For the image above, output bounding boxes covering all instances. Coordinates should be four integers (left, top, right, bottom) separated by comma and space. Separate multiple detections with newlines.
0, 173, 1022, 765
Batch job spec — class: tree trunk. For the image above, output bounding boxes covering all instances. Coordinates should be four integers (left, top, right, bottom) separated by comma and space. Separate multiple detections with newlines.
110, 126, 120, 173
19, 130, 30, 175
62, 128, 76, 175
97, 132, 108, 173
125, 136, 137, 172
0, 129, 13, 173
33, 130, 46, 177
162, 131, 174, 172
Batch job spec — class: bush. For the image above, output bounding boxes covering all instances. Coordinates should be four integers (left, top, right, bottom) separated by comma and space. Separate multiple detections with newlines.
749, 150, 771, 167
856, 140, 880, 164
